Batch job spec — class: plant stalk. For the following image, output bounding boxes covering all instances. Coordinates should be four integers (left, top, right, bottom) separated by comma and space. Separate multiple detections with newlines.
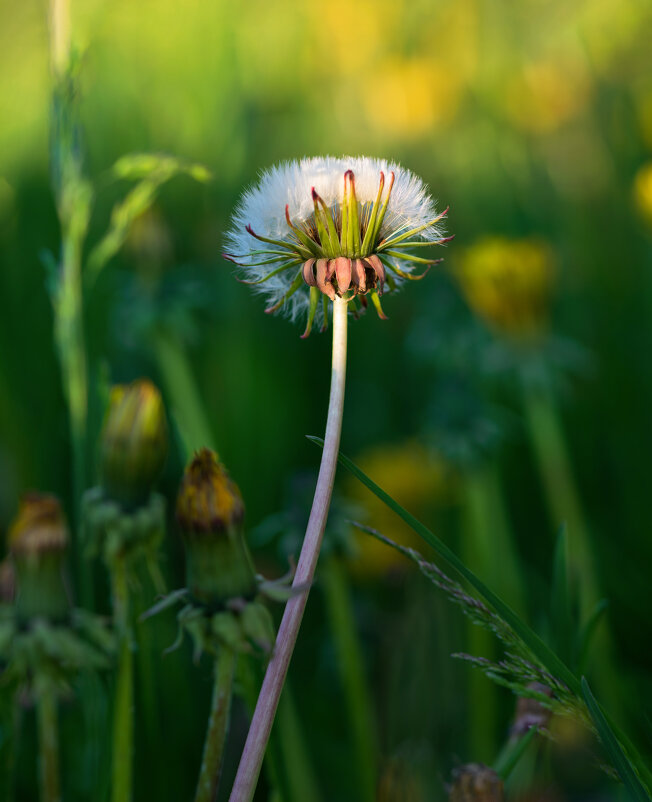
322, 555, 377, 802
37, 685, 61, 802
153, 329, 217, 457
520, 376, 597, 615
195, 648, 237, 802
229, 296, 349, 802
111, 557, 134, 802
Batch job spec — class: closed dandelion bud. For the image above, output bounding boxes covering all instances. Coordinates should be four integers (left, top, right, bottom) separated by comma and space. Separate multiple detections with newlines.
176, 448, 256, 608
8, 493, 70, 624
100, 379, 168, 509
449, 764, 504, 802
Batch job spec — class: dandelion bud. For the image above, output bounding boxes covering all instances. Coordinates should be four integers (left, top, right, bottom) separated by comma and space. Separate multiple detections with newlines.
448, 764, 504, 802
8, 493, 70, 623
176, 448, 256, 607
100, 379, 168, 509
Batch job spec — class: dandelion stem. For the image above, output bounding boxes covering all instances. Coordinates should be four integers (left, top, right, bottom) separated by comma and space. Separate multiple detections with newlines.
37, 684, 61, 802
229, 296, 349, 802
195, 648, 236, 802
111, 556, 134, 802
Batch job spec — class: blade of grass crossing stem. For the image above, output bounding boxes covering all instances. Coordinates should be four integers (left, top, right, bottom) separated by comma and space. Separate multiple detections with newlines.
309, 439, 652, 798
582, 677, 651, 802
306, 437, 581, 696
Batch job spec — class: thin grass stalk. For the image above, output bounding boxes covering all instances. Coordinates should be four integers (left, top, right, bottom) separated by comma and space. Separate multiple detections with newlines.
111, 556, 133, 802
153, 329, 217, 456
520, 377, 597, 614
322, 555, 377, 802
195, 648, 237, 802
134, 577, 164, 801
49, 0, 91, 605
37, 685, 61, 802
275, 684, 322, 802
229, 295, 349, 802
462, 465, 526, 761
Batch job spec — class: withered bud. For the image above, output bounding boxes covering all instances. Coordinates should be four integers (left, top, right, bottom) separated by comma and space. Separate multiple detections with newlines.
176, 448, 245, 537
176, 449, 255, 607
0, 558, 15, 602
7, 493, 70, 623
8, 493, 68, 557
100, 379, 168, 509
449, 764, 504, 802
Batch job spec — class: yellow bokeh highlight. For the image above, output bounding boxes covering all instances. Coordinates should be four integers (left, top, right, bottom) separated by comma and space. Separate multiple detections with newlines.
504, 58, 590, 134
634, 162, 652, 227
346, 440, 453, 579
457, 236, 555, 340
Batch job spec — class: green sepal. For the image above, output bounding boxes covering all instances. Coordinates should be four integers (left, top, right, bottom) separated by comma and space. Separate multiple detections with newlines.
240, 602, 275, 654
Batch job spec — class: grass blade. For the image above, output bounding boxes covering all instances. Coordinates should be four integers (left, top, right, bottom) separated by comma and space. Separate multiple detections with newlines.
582, 677, 651, 801
306, 436, 581, 696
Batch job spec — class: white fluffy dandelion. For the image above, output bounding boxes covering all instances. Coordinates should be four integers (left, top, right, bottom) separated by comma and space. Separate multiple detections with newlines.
224, 155, 451, 337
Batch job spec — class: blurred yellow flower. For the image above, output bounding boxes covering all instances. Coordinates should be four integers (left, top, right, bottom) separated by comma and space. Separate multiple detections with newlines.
634, 162, 652, 227
457, 237, 555, 340
346, 440, 453, 579
364, 57, 462, 139
504, 59, 590, 134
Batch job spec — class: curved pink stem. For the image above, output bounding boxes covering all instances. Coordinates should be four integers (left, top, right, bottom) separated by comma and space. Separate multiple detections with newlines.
229, 296, 349, 801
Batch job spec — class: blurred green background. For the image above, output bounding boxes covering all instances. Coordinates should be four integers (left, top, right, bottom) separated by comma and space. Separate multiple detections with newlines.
2, 0, 652, 799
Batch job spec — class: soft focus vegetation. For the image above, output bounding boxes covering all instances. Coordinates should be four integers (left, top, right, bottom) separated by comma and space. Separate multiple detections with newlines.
2, 0, 652, 799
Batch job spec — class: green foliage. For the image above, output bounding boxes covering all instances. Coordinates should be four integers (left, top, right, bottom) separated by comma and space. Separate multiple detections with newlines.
326, 440, 652, 799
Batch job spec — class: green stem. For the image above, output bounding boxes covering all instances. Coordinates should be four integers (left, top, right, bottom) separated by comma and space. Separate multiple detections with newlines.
111, 557, 134, 802
462, 465, 525, 762
275, 686, 323, 802
520, 375, 598, 616
322, 555, 377, 802
37, 685, 61, 802
195, 649, 236, 802
49, 0, 92, 606
153, 329, 217, 456
230, 296, 349, 802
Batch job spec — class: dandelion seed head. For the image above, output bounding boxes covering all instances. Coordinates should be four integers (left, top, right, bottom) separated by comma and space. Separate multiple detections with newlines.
224, 156, 451, 334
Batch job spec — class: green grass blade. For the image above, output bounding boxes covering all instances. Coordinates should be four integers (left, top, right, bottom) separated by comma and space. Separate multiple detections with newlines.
550, 526, 574, 667
576, 599, 609, 674
582, 677, 651, 801
493, 727, 538, 780
306, 436, 581, 695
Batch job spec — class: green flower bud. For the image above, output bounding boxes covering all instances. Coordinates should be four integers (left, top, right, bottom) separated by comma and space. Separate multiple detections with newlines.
449, 764, 504, 802
100, 379, 168, 509
176, 448, 256, 608
8, 493, 70, 624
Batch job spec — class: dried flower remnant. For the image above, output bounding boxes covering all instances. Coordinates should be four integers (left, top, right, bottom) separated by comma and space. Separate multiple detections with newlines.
224, 156, 451, 336
176, 448, 256, 609
8, 493, 70, 623
448, 764, 504, 802
457, 237, 554, 340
